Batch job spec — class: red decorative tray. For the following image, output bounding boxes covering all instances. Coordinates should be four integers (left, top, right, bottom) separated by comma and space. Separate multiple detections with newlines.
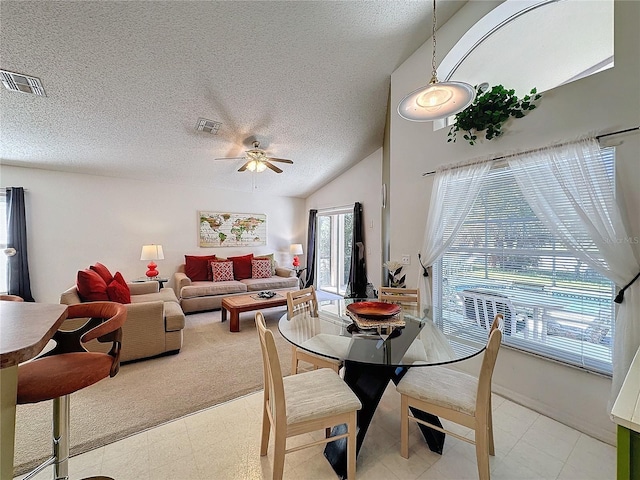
346, 301, 401, 319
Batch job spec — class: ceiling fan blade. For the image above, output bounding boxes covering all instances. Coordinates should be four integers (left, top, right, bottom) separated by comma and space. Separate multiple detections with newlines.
238, 161, 251, 172
267, 157, 294, 164
263, 161, 283, 173
214, 157, 246, 161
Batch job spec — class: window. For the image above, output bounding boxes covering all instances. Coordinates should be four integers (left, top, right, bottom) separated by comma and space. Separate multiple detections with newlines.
316, 209, 353, 296
435, 0, 614, 130
434, 148, 616, 375
0, 192, 7, 293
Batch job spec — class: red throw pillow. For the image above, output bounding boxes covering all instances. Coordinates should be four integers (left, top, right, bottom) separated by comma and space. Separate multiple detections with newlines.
211, 260, 234, 282
90, 262, 113, 284
255, 254, 276, 275
252, 258, 272, 279
107, 279, 131, 304
228, 253, 254, 280
106, 271, 131, 304
185, 255, 217, 281
77, 269, 109, 302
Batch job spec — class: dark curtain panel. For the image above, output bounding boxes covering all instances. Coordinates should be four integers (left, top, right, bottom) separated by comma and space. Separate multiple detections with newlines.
6, 187, 35, 301
345, 202, 367, 298
303, 209, 318, 288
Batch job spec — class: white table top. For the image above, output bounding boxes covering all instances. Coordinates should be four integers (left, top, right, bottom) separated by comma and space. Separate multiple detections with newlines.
611, 346, 640, 433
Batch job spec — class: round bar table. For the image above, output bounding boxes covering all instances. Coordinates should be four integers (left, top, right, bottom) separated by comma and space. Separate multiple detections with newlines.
278, 298, 487, 480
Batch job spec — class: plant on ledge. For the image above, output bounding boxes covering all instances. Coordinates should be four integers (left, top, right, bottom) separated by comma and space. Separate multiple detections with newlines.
447, 84, 542, 145
384, 260, 406, 288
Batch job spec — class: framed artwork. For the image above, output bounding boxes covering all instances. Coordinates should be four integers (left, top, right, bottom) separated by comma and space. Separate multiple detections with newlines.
199, 211, 267, 247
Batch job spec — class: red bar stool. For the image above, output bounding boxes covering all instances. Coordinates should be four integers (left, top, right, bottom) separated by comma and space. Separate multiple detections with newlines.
17, 302, 127, 480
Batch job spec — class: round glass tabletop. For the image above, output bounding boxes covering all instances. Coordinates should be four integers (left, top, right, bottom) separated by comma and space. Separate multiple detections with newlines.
278, 298, 487, 367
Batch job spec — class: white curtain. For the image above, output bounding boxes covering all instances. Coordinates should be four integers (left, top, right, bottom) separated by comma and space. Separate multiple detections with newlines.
508, 138, 640, 404
420, 162, 492, 309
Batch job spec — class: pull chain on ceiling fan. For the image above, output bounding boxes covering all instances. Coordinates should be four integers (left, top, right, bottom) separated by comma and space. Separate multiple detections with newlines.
215, 140, 293, 173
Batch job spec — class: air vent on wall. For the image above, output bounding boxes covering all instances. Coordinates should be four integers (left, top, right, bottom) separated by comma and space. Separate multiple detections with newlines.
196, 118, 221, 134
0, 69, 46, 96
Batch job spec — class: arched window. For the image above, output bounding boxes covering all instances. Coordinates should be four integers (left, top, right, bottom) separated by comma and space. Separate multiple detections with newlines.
436, 0, 614, 129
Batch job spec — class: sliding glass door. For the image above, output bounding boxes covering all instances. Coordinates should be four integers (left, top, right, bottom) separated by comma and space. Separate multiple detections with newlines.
316, 209, 353, 296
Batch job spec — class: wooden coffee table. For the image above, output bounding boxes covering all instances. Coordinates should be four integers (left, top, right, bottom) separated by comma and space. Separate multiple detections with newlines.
221, 293, 288, 332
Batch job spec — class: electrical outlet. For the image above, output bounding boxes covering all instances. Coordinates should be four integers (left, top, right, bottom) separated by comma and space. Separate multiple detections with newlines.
401, 255, 410, 265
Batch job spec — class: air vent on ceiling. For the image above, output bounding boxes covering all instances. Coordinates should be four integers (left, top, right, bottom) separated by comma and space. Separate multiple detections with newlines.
196, 118, 221, 134
0, 69, 46, 96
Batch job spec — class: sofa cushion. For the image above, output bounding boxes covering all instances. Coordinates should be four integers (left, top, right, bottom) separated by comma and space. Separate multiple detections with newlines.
185, 255, 217, 281
77, 269, 109, 302
241, 276, 299, 292
180, 281, 247, 299
90, 262, 114, 284
212, 260, 234, 282
228, 253, 254, 280
106, 272, 131, 304
131, 288, 179, 304
255, 253, 276, 275
251, 258, 272, 279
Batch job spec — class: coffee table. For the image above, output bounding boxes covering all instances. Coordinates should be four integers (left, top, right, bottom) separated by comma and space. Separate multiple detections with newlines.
221, 293, 288, 332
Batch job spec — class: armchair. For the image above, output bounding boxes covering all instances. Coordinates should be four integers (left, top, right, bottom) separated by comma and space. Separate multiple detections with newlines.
60, 280, 185, 362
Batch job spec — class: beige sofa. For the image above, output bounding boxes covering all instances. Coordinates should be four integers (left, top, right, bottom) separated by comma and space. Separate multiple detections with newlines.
175, 263, 299, 313
60, 281, 185, 362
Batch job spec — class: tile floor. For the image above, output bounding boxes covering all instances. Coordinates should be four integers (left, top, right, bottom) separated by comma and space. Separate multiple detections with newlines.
16, 385, 616, 480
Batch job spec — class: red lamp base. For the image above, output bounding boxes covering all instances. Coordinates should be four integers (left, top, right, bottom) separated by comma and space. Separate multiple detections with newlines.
145, 261, 159, 278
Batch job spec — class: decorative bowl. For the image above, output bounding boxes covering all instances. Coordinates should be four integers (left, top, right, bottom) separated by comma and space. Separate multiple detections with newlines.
346, 301, 401, 319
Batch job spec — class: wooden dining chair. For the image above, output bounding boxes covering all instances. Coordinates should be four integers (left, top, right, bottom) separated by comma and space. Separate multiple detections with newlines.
378, 286, 420, 307
255, 311, 362, 480
287, 287, 342, 374
396, 314, 504, 480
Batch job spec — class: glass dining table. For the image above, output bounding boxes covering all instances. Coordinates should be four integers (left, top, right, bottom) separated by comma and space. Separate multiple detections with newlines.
278, 297, 487, 479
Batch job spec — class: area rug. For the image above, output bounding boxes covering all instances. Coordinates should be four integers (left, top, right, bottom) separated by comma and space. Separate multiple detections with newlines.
13, 306, 291, 476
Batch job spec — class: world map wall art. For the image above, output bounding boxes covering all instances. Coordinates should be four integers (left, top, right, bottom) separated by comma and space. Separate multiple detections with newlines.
199, 211, 267, 247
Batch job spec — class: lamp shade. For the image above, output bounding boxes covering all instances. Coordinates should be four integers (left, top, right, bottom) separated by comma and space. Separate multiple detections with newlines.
289, 244, 303, 255
397, 80, 476, 122
140, 244, 164, 261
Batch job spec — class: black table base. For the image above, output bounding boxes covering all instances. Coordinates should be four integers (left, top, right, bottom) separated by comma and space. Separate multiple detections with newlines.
324, 361, 445, 479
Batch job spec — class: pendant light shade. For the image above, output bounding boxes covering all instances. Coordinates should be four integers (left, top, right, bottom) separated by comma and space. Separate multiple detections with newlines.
398, 0, 475, 122
398, 80, 476, 121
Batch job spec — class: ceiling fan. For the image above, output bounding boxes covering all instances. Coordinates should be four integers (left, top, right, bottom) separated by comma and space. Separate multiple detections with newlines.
215, 141, 293, 173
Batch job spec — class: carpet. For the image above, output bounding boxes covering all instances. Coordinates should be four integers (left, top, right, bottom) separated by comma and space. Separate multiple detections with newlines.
13, 306, 292, 476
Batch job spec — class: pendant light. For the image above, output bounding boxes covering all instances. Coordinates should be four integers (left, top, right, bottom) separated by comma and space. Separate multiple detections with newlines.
397, 0, 475, 122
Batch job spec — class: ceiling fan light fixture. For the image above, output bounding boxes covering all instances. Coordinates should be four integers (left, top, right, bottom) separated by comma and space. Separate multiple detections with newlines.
397, 0, 475, 122
256, 161, 267, 172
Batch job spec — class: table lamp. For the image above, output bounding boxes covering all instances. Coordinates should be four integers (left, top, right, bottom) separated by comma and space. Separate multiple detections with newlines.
290, 243, 303, 271
140, 244, 164, 278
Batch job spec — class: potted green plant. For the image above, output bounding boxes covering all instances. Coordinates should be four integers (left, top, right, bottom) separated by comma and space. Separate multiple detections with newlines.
448, 84, 542, 145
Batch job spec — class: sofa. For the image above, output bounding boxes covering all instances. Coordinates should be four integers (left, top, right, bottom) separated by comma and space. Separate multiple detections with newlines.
60, 267, 185, 362
175, 253, 299, 313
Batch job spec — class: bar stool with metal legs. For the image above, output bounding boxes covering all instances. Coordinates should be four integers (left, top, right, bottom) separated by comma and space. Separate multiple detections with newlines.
17, 302, 127, 480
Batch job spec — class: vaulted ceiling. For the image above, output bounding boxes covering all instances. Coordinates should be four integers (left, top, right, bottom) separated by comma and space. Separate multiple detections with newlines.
0, 1, 466, 198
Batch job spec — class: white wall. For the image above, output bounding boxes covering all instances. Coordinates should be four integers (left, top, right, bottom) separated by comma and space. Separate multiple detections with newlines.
0, 165, 305, 303
388, 0, 640, 445
305, 148, 383, 288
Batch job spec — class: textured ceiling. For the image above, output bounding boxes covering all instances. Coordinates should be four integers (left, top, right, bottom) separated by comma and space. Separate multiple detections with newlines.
0, 1, 466, 198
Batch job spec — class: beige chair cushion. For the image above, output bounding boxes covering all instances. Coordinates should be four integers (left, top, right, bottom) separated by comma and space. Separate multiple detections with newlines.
283, 368, 362, 425
396, 365, 477, 416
